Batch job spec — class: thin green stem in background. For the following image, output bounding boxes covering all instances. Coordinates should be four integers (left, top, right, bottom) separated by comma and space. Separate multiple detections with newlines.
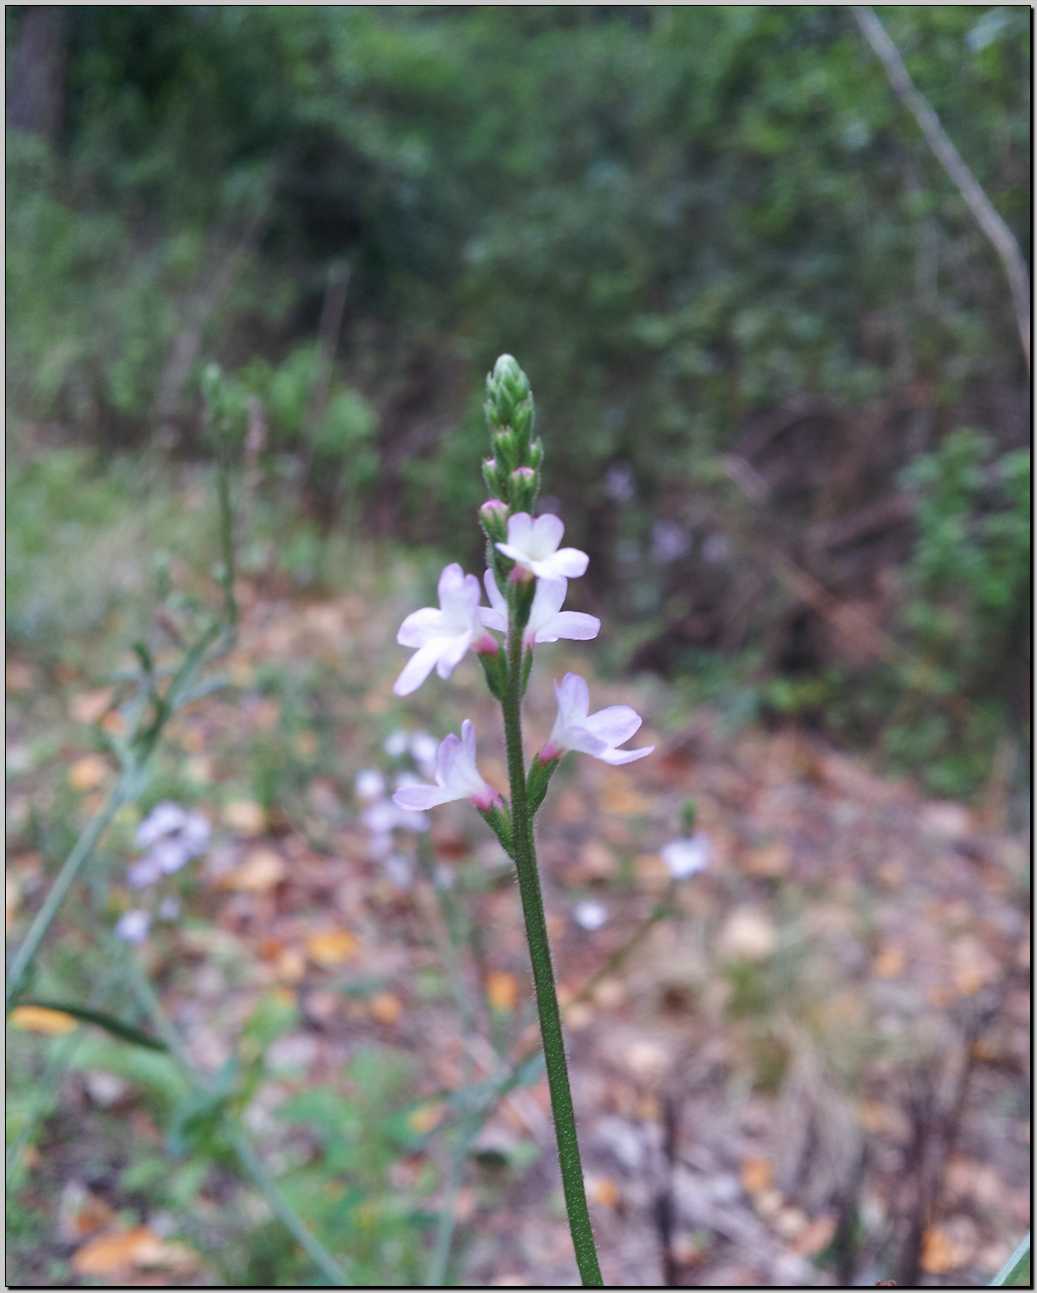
501, 606, 603, 1287
125, 957, 347, 1286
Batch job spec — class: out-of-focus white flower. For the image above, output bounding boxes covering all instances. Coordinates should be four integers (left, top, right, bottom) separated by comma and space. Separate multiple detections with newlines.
409, 732, 439, 774
362, 800, 428, 835
542, 673, 653, 766
115, 909, 151, 943
384, 730, 409, 758
481, 571, 600, 649
394, 563, 498, 697
383, 854, 414, 889
496, 513, 589, 581
393, 721, 499, 812
355, 769, 387, 801
573, 899, 608, 931
157, 896, 182, 921
368, 831, 394, 860
661, 834, 712, 879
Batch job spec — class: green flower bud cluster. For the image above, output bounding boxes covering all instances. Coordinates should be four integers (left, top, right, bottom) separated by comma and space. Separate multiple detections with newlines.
480, 354, 543, 514
479, 355, 545, 592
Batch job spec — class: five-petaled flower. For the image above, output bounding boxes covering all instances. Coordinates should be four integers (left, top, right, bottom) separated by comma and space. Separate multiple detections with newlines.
496, 513, 589, 581
481, 571, 600, 649
541, 673, 653, 766
392, 721, 500, 812
394, 563, 497, 697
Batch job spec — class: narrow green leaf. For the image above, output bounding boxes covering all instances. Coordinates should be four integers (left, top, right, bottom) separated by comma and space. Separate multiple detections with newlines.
992, 1234, 1030, 1287
11, 998, 168, 1052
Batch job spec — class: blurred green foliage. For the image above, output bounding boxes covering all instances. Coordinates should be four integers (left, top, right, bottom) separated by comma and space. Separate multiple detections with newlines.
5, 5, 1030, 793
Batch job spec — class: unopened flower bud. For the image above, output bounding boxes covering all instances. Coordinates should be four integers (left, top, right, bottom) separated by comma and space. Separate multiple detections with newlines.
482, 457, 502, 495
492, 428, 518, 472
478, 498, 509, 542
509, 466, 538, 512
485, 354, 533, 437
528, 438, 544, 470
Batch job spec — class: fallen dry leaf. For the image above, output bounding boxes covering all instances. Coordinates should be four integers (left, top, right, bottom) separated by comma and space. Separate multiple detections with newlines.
71, 689, 114, 726
872, 945, 906, 978
487, 971, 519, 1013
589, 1176, 622, 1208
69, 755, 109, 792
220, 847, 285, 893
921, 1225, 964, 1275
740, 1156, 774, 1195
72, 1226, 199, 1277
305, 929, 360, 967
369, 992, 403, 1025
408, 1103, 445, 1135
719, 907, 777, 961
10, 1005, 78, 1035
222, 800, 268, 837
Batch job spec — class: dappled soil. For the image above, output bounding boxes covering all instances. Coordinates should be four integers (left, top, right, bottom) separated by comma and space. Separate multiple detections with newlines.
6, 573, 1030, 1287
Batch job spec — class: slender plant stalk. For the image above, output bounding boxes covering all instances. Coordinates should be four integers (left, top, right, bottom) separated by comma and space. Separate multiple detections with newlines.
501, 610, 603, 1287
126, 957, 347, 1287
6, 781, 131, 1007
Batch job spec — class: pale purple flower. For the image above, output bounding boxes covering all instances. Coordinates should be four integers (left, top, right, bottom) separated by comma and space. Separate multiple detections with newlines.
394, 563, 498, 697
573, 899, 608, 931
481, 571, 600, 649
496, 513, 589, 581
651, 520, 691, 564
542, 673, 653, 766
136, 802, 210, 855
384, 730, 410, 758
355, 769, 387, 801
115, 909, 151, 944
661, 834, 712, 879
392, 721, 500, 812
127, 856, 163, 889
604, 463, 636, 503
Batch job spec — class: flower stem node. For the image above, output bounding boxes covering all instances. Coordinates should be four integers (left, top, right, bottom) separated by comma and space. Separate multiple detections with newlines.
477, 640, 508, 699
478, 498, 510, 543
479, 801, 514, 857
526, 751, 561, 817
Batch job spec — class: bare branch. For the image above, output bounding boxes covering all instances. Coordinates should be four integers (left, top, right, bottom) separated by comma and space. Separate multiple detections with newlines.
853, 5, 1030, 372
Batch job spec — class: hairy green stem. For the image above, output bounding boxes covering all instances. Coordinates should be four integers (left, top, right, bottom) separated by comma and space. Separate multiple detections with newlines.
502, 610, 602, 1286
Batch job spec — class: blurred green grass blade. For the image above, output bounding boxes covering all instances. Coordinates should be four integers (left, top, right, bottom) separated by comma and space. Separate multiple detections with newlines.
992, 1234, 1030, 1286
12, 998, 168, 1052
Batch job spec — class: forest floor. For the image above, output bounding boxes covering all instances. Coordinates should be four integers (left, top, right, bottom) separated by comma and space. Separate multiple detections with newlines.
6, 489, 1031, 1288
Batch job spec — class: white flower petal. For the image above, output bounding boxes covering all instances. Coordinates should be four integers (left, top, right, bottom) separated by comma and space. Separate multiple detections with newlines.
544, 611, 600, 643
597, 744, 654, 765
393, 785, 450, 811
397, 606, 444, 648
584, 705, 643, 748
393, 639, 443, 697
